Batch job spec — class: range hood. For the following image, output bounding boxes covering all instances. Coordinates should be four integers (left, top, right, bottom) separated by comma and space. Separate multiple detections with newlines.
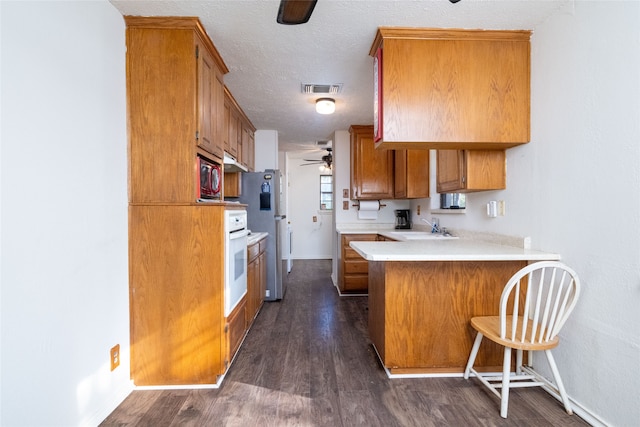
223, 153, 248, 173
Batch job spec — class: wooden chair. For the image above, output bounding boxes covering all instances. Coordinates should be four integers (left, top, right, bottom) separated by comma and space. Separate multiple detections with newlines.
463, 261, 581, 418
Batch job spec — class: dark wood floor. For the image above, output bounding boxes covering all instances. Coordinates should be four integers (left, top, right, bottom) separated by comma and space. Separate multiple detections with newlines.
101, 259, 590, 426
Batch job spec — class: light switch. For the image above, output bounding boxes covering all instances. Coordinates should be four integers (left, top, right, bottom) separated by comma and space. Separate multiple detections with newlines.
343, 201, 349, 210
342, 188, 349, 198
313, 216, 317, 222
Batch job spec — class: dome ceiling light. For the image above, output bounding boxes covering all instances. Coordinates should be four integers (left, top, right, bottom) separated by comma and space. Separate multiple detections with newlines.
316, 98, 335, 115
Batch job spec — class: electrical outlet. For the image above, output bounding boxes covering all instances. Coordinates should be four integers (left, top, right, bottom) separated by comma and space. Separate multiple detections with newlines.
266, 289, 270, 298
313, 216, 317, 222
342, 201, 349, 210
110, 344, 120, 371
417, 205, 421, 215
498, 200, 506, 216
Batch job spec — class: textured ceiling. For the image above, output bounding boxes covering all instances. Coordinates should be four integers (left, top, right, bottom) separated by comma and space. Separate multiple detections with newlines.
110, 0, 572, 152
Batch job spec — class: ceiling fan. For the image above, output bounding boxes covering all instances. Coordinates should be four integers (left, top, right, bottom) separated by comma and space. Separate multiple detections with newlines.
277, 0, 461, 24
277, 0, 317, 25
301, 148, 332, 169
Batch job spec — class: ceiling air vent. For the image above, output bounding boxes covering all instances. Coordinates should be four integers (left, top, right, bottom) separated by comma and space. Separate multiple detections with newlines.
302, 83, 343, 94
316, 140, 331, 147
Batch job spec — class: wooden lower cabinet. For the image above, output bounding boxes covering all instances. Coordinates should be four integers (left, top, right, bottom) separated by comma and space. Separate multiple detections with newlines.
129, 204, 226, 386
368, 260, 527, 374
339, 234, 378, 293
246, 237, 267, 327
225, 296, 247, 367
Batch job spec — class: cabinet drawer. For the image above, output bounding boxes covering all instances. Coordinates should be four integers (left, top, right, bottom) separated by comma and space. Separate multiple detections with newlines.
344, 260, 369, 274
343, 275, 369, 291
344, 247, 367, 260
343, 234, 378, 244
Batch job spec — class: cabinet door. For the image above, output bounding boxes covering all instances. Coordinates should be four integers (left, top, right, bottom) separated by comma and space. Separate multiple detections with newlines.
223, 172, 241, 198
394, 150, 408, 199
247, 129, 255, 172
395, 150, 430, 199
436, 150, 465, 193
230, 107, 240, 158
350, 125, 394, 200
196, 43, 215, 155
437, 150, 506, 193
196, 44, 224, 160
246, 248, 257, 326
374, 29, 530, 149
129, 205, 225, 385
240, 123, 250, 167
223, 101, 231, 153
212, 70, 225, 159
258, 250, 267, 308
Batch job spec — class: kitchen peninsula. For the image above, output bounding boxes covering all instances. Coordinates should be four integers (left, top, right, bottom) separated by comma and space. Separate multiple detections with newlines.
350, 238, 560, 376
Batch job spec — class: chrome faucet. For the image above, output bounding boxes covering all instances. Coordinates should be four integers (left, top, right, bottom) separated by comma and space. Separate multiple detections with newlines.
421, 218, 440, 234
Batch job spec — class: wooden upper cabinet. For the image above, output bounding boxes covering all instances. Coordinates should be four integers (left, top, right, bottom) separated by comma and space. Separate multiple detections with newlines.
241, 125, 255, 172
212, 70, 225, 158
350, 125, 394, 200
196, 45, 226, 159
223, 86, 255, 171
370, 28, 531, 150
125, 16, 228, 204
224, 87, 239, 158
437, 150, 506, 193
196, 38, 225, 159
196, 43, 214, 155
395, 150, 430, 199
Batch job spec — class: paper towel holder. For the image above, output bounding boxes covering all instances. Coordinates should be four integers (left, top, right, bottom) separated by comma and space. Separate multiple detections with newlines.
352, 200, 387, 209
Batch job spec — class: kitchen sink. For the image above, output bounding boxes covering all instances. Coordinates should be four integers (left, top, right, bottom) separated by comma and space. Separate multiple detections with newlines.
384, 231, 458, 241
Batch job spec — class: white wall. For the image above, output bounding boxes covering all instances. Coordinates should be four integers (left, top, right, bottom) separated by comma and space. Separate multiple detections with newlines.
286, 151, 334, 259
408, 3, 638, 425
1, 2, 132, 426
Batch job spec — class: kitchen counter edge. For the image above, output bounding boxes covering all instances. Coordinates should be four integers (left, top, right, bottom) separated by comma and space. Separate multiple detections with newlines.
349, 239, 561, 262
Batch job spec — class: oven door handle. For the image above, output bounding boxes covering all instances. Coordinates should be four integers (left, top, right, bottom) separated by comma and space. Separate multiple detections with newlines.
229, 229, 248, 240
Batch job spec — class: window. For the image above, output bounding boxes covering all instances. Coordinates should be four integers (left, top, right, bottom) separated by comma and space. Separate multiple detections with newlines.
320, 175, 333, 210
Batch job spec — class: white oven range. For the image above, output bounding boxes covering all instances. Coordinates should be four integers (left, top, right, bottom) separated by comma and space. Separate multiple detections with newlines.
224, 209, 248, 317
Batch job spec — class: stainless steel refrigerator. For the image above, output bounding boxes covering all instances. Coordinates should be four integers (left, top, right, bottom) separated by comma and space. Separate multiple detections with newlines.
239, 170, 286, 301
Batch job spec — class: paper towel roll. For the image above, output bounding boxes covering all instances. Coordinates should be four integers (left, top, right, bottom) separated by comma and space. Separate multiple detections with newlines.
357, 200, 380, 220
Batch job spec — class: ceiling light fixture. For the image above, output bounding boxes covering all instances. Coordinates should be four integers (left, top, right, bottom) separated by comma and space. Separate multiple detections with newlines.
316, 98, 335, 115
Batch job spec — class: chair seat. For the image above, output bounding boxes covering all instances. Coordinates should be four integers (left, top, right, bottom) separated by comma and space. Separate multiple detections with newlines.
471, 315, 559, 351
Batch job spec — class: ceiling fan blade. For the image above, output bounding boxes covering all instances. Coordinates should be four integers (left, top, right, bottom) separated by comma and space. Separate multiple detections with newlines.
300, 162, 323, 166
277, 0, 317, 25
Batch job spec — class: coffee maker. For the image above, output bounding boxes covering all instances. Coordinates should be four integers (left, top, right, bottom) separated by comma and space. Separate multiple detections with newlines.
394, 209, 411, 229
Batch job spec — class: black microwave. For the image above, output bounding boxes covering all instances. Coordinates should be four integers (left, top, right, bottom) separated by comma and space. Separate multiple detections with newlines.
198, 156, 221, 201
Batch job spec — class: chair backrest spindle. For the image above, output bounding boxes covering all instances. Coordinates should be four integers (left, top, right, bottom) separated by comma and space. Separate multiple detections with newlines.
499, 261, 581, 345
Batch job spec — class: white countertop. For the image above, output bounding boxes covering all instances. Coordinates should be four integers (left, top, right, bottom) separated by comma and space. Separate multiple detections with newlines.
350, 239, 560, 262
247, 232, 268, 246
